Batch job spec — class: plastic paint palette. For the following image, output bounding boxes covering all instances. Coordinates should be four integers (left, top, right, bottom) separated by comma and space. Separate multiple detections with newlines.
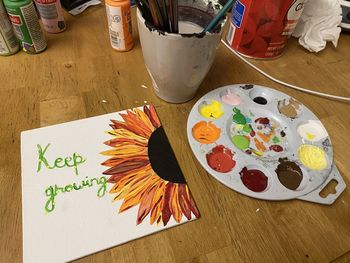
187, 84, 346, 204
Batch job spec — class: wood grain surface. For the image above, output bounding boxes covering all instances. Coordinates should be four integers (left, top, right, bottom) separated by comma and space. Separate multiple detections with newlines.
0, 6, 349, 263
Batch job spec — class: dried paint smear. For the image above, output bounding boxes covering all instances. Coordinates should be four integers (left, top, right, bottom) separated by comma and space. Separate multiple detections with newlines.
298, 144, 327, 170
230, 108, 286, 158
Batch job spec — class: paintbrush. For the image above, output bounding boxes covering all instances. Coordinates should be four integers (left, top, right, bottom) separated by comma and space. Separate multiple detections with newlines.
148, 0, 166, 29
135, 0, 153, 24
156, 0, 170, 32
172, 0, 178, 33
202, 0, 236, 33
164, 0, 173, 32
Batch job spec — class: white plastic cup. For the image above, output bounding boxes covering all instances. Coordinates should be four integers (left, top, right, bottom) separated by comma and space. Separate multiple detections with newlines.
137, 8, 225, 103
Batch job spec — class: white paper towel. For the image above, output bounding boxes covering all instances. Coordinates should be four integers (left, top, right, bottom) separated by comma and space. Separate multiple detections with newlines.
292, 0, 342, 52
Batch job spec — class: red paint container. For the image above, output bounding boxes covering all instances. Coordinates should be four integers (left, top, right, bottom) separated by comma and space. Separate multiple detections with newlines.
226, 0, 305, 59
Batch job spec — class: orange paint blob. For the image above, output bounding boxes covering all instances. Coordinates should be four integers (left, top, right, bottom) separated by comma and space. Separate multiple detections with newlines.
192, 121, 221, 144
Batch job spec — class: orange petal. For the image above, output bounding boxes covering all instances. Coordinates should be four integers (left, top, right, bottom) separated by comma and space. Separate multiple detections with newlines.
136, 183, 158, 224
144, 105, 159, 129
149, 105, 161, 128
118, 175, 156, 212
150, 182, 165, 225
170, 184, 182, 223
123, 110, 152, 137
134, 108, 155, 132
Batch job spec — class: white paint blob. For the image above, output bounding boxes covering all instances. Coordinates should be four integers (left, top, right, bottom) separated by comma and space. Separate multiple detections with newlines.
297, 120, 328, 142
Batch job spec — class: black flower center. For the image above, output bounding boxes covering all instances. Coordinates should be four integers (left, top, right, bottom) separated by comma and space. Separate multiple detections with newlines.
148, 126, 186, 184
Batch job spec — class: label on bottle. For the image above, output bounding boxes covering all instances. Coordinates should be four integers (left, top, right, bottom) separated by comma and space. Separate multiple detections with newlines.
20, 2, 47, 52
106, 4, 133, 51
0, 2, 19, 55
35, 0, 66, 33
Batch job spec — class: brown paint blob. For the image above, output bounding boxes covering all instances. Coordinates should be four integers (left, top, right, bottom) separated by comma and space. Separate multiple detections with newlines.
206, 145, 236, 173
278, 98, 302, 119
275, 158, 303, 190
239, 167, 268, 192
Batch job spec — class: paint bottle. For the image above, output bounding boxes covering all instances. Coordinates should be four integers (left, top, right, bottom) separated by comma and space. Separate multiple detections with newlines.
105, 0, 133, 51
4, 0, 47, 54
0, 0, 20, 55
34, 0, 66, 33
226, 0, 305, 59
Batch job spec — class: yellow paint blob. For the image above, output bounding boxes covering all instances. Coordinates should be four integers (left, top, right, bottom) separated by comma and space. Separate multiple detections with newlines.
306, 132, 316, 140
199, 100, 224, 119
298, 145, 327, 170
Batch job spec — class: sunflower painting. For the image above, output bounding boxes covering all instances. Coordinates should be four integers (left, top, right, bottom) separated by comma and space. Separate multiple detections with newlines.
101, 105, 200, 226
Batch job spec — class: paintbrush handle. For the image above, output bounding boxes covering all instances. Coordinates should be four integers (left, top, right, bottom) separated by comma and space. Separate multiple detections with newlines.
203, 0, 235, 33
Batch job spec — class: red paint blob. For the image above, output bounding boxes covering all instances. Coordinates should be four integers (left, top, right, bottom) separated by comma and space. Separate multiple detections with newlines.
206, 145, 236, 173
269, 144, 283, 152
240, 167, 268, 192
255, 117, 270, 125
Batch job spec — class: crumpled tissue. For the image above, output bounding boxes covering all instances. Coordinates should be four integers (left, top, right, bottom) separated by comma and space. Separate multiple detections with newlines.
292, 0, 342, 52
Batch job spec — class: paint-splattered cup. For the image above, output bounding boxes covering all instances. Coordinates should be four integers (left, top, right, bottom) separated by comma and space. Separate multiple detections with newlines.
137, 4, 226, 103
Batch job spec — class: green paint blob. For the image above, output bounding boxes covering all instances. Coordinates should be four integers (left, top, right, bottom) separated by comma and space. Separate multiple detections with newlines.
272, 136, 280, 143
243, 124, 252, 133
232, 135, 249, 150
232, 108, 246, 125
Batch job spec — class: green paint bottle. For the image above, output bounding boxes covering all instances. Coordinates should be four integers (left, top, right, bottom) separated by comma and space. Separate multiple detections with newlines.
3, 0, 47, 54
0, 0, 19, 55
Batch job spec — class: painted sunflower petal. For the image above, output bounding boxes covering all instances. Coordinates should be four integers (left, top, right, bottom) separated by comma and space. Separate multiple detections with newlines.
149, 105, 161, 128
104, 138, 146, 147
134, 108, 155, 132
143, 105, 159, 129
102, 159, 149, 176
118, 182, 147, 210
119, 175, 158, 212
109, 120, 130, 131
101, 156, 148, 167
106, 128, 148, 144
136, 184, 157, 225
109, 173, 136, 194
186, 186, 200, 218
111, 170, 148, 197
123, 111, 152, 137
162, 182, 173, 226
107, 174, 124, 184
150, 182, 165, 225
178, 184, 192, 220
170, 184, 182, 223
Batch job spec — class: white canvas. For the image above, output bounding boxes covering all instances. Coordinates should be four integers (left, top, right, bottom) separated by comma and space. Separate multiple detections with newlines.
21, 105, 200, 263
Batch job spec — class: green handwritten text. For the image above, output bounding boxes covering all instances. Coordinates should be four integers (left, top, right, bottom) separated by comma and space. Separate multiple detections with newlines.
37, 143, 86, 175
44, 176, 107, 213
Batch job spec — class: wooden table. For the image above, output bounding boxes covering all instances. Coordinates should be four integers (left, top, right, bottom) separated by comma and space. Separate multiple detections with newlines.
1, 5, 350, 263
